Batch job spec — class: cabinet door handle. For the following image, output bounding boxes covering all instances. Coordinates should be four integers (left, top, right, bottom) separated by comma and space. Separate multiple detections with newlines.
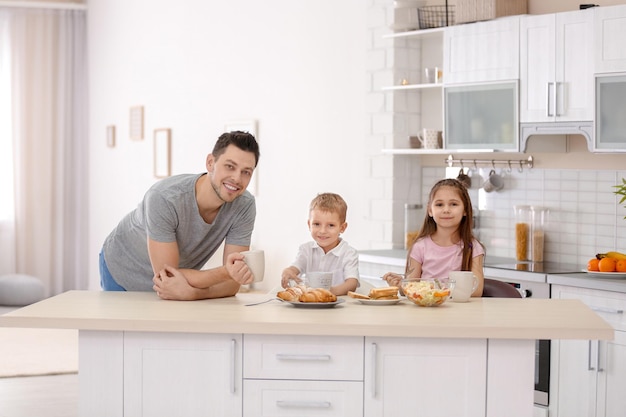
591, 305, 624, 315
598, 340, 604, 373
276, 400, 331, 409
555, 82, 562, 117
547, 82, 555, 117
371, 342, 377, 398
275, 354, 331, 361
230, 339, 236, 394
587, 340, 596, 371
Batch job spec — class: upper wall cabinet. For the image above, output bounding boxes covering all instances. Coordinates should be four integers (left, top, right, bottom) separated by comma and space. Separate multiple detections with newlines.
444, 81, 518, 151
594, 5, 626, 152
595, 4, 626, 74
444, 16, 520, 84
519, 10, 594, 151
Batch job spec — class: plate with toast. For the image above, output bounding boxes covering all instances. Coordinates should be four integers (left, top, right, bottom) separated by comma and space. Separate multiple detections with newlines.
355, 298, 403, 305
348, 286, 401, 305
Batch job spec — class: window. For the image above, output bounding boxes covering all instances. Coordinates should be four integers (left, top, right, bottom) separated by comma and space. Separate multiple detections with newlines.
0, 31, 14, 222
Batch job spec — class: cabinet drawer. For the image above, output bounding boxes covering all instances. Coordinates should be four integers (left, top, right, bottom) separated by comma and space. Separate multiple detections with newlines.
243, 334, 363, 380
553, 285, 626, 331
243, 379, 363, 417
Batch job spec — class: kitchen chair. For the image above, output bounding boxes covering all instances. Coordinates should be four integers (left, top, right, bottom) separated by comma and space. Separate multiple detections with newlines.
482, 278, 522, 298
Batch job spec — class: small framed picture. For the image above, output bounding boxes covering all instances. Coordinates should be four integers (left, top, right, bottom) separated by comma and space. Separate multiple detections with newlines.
106, 125, 116, 148
154, 128, 171, 178
225, 120, 258, 196
129, 105, 144, 140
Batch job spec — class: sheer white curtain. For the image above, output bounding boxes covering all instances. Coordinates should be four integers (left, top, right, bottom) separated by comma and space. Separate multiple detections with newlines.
0, 6, 88, 296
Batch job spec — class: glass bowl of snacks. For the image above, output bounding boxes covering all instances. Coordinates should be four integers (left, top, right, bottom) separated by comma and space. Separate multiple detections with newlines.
401, 278, 450, 307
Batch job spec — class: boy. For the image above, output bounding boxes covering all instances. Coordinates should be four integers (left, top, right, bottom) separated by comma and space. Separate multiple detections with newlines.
281, 193, 359, 295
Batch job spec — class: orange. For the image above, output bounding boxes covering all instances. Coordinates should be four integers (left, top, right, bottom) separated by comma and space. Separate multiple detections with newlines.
617, 260, 626, 273
599, 257, 617, 273
587, 258, 600, 272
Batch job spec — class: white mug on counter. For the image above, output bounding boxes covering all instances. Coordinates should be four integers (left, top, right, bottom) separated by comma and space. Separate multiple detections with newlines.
449, 271, 478, 302
240, 250, 265, 282
305, 271, 333, 290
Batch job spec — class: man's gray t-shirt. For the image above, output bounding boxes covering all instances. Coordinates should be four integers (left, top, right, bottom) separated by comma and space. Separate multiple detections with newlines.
102, 173, 256, 291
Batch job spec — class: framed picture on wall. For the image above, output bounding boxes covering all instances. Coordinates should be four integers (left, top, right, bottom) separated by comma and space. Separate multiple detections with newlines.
225, 120, 258, 196
153, 128, 171, 178
129, 105, 144, 140
106, 125, 116, 148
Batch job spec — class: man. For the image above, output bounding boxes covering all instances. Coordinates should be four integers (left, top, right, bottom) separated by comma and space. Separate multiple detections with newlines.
99, 131, 260, 300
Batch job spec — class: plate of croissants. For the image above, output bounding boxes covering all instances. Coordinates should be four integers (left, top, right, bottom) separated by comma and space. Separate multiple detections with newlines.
276, 285, 344, 308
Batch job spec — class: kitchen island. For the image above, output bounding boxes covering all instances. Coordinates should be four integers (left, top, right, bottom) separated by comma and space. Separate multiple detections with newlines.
0, 290, 613, 417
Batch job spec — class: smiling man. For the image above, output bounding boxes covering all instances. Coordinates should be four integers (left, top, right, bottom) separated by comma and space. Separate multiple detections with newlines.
99, 131, 260, 300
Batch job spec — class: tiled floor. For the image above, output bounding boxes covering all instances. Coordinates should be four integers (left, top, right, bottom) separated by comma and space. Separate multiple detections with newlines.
0, 373, 77, 417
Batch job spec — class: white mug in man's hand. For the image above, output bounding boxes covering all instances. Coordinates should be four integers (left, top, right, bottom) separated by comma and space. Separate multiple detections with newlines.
240, 250, 265, 282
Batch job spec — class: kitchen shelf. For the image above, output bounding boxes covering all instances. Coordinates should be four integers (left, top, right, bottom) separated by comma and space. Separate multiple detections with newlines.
382, 83, 442, 91
382, 148, 497, 155
383, 27, 445, 39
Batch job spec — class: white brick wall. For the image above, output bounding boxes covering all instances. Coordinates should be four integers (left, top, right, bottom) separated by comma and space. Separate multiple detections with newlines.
410, 166, 626, 267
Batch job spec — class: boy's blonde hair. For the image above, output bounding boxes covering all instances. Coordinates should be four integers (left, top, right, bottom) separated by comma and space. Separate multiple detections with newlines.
309, 193, 348, 223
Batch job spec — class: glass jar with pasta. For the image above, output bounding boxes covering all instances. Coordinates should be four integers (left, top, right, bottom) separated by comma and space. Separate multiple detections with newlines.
514, 205, 531, 261
530, 206, 549, 263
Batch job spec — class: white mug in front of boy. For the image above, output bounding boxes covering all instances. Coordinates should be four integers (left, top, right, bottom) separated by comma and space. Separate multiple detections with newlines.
240, 250, 265, 283
449, 271, 477, 302
305, 271, 333, 290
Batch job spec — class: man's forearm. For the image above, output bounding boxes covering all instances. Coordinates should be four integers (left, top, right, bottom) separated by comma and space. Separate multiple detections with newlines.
186, 278, 240, 300
182, 266, 231, 289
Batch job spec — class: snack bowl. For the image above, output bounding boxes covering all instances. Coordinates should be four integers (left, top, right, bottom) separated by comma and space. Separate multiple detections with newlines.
400, 278, 450, 307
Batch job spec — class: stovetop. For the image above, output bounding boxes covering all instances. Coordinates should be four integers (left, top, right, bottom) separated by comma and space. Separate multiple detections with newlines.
486, 262, 581, 274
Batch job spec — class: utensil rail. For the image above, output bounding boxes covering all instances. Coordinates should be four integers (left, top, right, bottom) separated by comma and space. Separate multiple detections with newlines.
445, 154, 534, 172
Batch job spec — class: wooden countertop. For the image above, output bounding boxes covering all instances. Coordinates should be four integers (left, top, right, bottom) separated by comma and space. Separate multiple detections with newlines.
0, 290, 613, 340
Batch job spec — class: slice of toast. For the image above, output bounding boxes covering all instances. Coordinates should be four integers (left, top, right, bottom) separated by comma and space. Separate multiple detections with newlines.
347, 291, 370, 300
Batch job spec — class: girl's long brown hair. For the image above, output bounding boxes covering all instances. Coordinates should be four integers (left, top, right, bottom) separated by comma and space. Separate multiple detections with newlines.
406, 178, 483, 273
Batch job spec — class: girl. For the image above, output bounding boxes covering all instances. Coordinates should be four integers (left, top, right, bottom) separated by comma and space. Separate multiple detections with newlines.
384, 178, 485, 296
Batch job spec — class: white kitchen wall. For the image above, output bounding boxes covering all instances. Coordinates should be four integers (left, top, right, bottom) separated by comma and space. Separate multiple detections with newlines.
87, 0, 369, 291
414, 166, 626, 268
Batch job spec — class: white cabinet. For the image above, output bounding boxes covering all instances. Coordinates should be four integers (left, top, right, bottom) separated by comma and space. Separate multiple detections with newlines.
593, 5, 626, 152
444, 81, 519, 151
594, 4, 626, 74
444, 16, 520, 84
124, 332, 242, 417
519, 10, 594, 151
597, 331, 626, 416
442, 17, 520, 151
243, 380, 363, 417
595, 74, 626, 152
242, 334, 363, 417
363, 337, 489, 417
551, 285, 626, 417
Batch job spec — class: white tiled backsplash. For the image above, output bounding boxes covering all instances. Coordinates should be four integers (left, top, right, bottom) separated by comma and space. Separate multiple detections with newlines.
415, 166, 626, 268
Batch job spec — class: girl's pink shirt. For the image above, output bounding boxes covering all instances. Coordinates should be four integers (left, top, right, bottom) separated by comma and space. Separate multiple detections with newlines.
409, 236, 484, 279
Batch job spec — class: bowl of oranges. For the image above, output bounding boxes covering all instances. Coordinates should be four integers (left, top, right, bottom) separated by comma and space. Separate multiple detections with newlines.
586, 252, 626, 277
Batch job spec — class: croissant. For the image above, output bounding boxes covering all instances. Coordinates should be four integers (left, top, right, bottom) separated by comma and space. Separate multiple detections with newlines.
298, 288, 337, 303
277, 286, 304, 301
